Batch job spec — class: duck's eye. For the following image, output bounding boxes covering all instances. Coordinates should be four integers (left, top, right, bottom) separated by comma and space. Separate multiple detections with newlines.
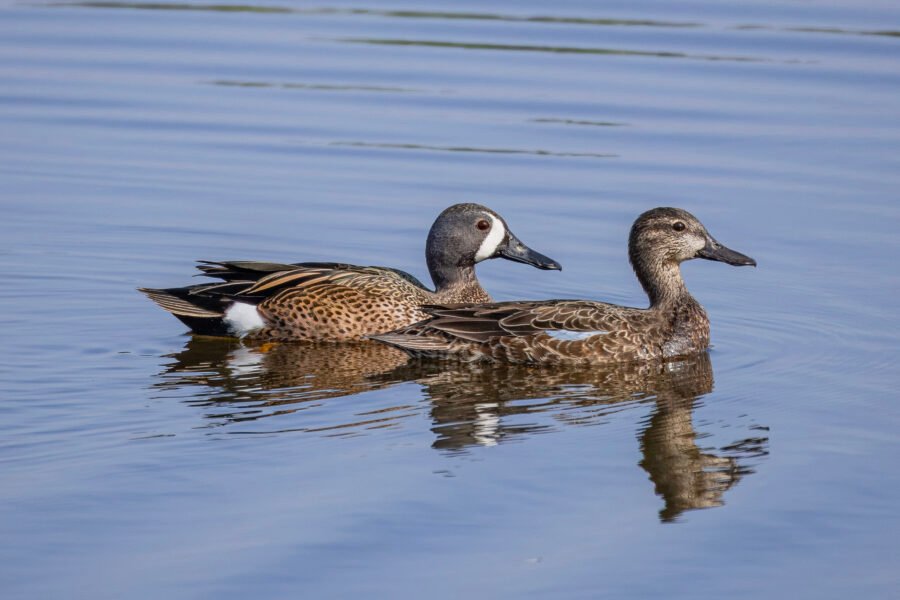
672, 221, 686, 232
476, 219, 491, 231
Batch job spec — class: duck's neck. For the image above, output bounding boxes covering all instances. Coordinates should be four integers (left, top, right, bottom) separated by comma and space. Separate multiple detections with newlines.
633, 255, 710, 354
434, 278, 491, 303
631, 253, 694, 310
428, 258, 490, 302
433, 271, 491, 303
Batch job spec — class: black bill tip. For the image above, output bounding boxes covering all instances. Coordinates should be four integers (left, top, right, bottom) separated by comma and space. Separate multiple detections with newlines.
697, 239, 756, 267
497, 236, 562, 271
498, 232, 562, 270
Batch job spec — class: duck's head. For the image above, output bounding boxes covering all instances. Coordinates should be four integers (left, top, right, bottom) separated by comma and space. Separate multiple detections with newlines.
426, 203, 561, 285
629, 207, 756, 268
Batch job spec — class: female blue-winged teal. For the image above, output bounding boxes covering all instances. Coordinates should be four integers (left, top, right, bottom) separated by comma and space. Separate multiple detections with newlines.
139, 203, 561, 341
372, 207, 755, 364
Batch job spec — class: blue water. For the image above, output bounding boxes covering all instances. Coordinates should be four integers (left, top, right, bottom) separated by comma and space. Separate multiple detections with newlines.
2, 1, 899, 598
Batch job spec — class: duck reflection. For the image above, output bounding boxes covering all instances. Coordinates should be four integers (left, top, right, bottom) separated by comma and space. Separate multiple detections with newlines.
153, 337, 412, 425
412, 355, 714, 450
639, 387, 764, 523
401, 353, 767, 521
154, 339, 767, 520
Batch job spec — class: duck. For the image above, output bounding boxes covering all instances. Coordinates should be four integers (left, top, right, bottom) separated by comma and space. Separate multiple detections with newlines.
372, 207, 755, 364
139, 203, 561, 341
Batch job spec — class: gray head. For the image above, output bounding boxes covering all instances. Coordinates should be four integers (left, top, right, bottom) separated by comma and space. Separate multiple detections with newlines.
425, 203, 561, 289
629, 207, 755, 302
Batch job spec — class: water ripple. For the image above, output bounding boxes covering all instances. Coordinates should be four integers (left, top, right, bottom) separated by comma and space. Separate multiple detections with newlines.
208, 80, 420, 93
53, 2, 294, 13
49, 3, 702, 28
343, 38, 771, 63
331, 141, 617, 159
531, 118, 628, 127
52, 4, 900, 40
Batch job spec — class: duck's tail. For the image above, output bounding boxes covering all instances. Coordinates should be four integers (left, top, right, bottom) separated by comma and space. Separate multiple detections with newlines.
138, 284, 238, 337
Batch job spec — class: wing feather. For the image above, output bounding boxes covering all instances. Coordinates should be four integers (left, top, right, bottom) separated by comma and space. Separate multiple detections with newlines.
372, 333, 453, 352
399, 300, 636, 343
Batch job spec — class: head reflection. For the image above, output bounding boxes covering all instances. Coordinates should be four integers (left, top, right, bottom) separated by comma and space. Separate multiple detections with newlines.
155, 340, 767, 521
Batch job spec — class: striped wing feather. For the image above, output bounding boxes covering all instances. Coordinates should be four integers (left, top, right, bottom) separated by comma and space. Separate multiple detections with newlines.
411, 300, 634, 343
191, 261, 429, 302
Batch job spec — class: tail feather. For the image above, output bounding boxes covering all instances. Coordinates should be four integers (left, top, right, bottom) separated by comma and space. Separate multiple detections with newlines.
138, 286, 236, 336
138, 287, 222, 318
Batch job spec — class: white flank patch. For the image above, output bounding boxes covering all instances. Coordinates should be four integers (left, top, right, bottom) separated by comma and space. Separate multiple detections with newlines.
546, 330, 609, 341
474, 214, 506, 262
224, 302, 265, 337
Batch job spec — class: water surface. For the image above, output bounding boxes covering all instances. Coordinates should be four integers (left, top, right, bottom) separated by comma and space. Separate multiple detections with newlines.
1, 1, 899, 598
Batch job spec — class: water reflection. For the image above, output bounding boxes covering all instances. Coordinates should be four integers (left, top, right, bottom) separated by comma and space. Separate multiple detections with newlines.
154, 338, 412, 428
155, 340, 767, 520
637, 375, 768, 522
407, 353, 767, 521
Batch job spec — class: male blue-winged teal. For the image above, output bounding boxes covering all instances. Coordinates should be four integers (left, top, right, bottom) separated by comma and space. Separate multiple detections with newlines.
372, 207, 755, 364
139, 203, 561, 341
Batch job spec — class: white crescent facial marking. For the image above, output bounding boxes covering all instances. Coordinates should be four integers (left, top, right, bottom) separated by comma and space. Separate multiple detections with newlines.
546, 330, 609, 341
224, 302, 265, 337
474, 214, 506, 262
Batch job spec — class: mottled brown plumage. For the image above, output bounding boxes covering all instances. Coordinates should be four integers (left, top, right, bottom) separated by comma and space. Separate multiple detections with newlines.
139, 203, 561, 341
373, 207, 756, 364
248, 263, 491, 341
